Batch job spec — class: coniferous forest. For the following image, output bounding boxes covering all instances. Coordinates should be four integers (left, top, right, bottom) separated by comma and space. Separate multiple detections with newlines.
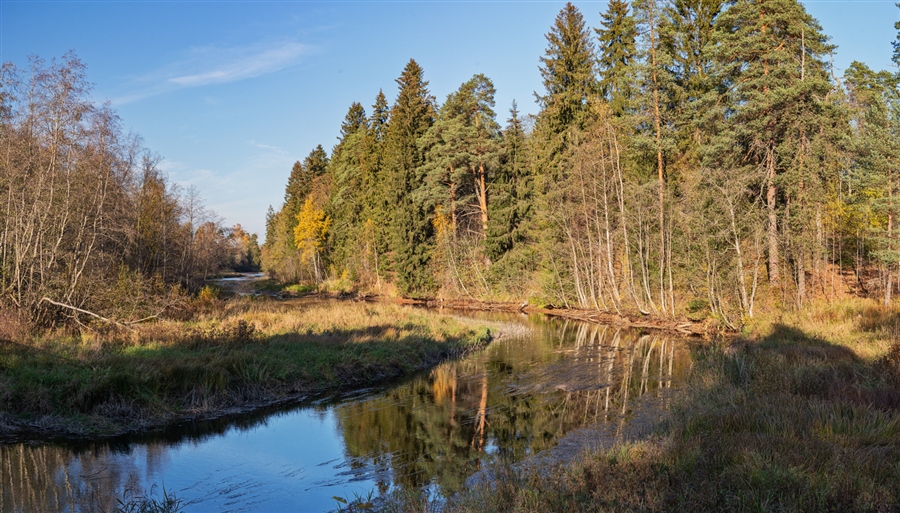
262, 0, 900, 328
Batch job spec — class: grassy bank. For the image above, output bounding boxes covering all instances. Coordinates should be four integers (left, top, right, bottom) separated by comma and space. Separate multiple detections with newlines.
0, 299, 492, 438
380, 299, 900, 512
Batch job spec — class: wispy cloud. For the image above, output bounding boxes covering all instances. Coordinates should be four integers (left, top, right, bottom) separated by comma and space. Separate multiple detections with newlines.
111, 39, 313, 105
168, 41, 309, 87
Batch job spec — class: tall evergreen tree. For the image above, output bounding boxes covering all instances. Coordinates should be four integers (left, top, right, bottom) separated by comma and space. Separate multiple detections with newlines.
383, 59, 437, 294
531, 2, 598, 303
486, 101, 531, 261
328, 103, 370, 276
596, 0, 638, 117
370, 90, 390, 143
846, 62, 900, 303
709, 0, 836, 292
284, 144, 329, 226
339, 102, 367, 140
535, 2, 597, 144
662, 0, 725, 167
634, 0, 677, 314
419, 74, 501, 239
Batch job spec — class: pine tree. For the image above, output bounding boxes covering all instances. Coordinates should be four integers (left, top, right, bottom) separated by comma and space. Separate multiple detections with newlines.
709, 0, 836, 292
633, 0, 678, 314
596, 0, 637, 117
382, 59, 437, 294
419, 74, 501, 240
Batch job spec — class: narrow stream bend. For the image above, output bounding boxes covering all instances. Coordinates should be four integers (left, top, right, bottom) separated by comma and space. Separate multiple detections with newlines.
0, 311, 691, 512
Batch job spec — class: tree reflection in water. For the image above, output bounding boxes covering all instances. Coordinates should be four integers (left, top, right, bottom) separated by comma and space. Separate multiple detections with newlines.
333, 320, 689, 496
0, 317, 690, 511
0, 442, 171, 513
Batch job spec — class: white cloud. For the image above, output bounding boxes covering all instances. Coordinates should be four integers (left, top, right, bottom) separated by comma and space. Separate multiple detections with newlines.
168, 41, 309, 87
111, 39, 313, 105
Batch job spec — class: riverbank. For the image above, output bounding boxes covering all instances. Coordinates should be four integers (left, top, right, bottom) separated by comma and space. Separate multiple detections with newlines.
379, 299, 900, 512
0, 299, 494, 440
393, 297, 709, 336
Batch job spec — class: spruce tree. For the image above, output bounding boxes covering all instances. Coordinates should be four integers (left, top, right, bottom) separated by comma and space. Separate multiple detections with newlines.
596, 0, 637, 117
327, 103, 370, 277
486, 101, 531, 261
339, 102, 367, 140
370, 90, 390, 143
662, 0, 724, 167
382, 59, 436, 294
535, 2, 597, 142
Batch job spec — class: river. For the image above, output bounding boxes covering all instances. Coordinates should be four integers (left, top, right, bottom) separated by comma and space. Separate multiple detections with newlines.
0, 309, 691, 512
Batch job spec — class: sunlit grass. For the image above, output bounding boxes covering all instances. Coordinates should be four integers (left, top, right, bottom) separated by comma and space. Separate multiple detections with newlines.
0, 298, 492, 437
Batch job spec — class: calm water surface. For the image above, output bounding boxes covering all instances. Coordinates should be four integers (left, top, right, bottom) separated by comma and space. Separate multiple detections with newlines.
0, 310, 691, 512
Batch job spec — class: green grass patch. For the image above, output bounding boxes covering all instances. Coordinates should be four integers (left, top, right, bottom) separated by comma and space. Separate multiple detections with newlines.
251, 279, 316, 294
0, 300, 492, 437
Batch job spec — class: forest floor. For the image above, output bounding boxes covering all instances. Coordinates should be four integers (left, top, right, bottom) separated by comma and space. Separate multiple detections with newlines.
378, 298, 900, 513
0, 298, 493, 440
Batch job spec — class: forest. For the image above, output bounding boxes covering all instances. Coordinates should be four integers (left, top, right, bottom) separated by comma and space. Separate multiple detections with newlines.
3, 1, 900, 510
262, 0, 900, 329
3, 0, 899, 329
0, 54, 261, 330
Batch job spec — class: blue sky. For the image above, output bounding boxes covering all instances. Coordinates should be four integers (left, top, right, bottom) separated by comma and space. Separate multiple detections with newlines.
2, 1, 897, 238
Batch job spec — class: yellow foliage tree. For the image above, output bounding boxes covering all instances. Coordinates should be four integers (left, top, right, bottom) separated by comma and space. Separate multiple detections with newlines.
294, 196, 331, 282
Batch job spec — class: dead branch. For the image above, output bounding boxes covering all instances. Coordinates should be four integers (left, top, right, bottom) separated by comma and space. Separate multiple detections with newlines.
40, 297, 135, 331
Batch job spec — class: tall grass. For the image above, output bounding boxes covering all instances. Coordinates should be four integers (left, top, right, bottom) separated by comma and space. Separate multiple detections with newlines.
0, 298, 492, 437
381, 299, 900, 512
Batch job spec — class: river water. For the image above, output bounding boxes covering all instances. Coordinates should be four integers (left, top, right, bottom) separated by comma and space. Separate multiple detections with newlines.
0, 310, 691, 513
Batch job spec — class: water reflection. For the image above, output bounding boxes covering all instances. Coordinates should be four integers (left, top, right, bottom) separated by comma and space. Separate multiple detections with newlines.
334, 318, 687, 495
0, 314, 690, 512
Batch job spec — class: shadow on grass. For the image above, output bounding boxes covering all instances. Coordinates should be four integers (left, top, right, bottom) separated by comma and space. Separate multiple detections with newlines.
0, 320, 491, 440
751, 324, 900, 413
435, 324, 900, 513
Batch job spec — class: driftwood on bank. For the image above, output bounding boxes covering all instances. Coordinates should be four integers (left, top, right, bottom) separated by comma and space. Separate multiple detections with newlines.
39, 297, 163, 331
395, 297, 709, 336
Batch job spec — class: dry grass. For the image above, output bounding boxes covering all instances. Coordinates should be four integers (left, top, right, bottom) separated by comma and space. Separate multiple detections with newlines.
0, 298, 492, 438
381, 298, 900, 512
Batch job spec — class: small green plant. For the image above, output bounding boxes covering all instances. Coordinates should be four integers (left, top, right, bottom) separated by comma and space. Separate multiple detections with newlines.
686, 298, 709, 314
116, 485, 184, 513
